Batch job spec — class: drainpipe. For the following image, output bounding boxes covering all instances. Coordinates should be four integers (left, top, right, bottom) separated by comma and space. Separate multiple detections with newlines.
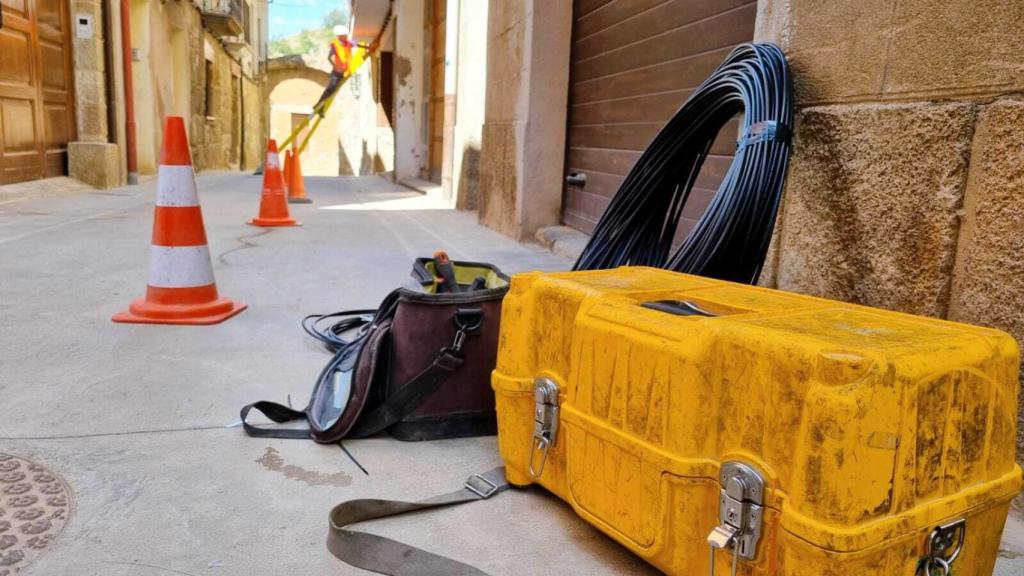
102, 0, 116, 146
120, 0, 138, 184
239, 74, 245, 169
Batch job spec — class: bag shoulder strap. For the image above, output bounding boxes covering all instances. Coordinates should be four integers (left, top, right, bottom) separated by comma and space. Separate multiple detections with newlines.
347, 346, 464, 438
239, 400, 310, 439
347, 306, 484, 438
327, 467, 511, 576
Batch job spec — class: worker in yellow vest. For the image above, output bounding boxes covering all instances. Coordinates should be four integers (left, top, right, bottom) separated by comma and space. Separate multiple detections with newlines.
313, 24, 375, 115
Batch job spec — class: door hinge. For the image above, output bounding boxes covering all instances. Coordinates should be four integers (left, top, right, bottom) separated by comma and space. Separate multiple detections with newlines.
528, 377, 560, 479
707, 461, 766, 574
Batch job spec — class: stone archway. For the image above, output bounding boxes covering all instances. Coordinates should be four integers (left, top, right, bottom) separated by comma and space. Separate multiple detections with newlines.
265, 54, 389, 177
266, 56, 344, 176
265, 55, 333, 98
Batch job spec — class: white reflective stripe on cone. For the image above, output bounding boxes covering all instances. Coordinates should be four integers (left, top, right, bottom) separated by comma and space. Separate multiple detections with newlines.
266, 153, 281, 170
156, 165, 200, 207
147, 245, 216, 288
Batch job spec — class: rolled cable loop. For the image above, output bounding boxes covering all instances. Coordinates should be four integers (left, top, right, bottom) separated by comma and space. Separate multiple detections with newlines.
573, 42, 793, 285
302, 310, 377, 353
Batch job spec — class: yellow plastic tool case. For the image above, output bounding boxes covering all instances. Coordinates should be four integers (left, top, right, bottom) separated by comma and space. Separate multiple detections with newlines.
493, 267, 1022, 576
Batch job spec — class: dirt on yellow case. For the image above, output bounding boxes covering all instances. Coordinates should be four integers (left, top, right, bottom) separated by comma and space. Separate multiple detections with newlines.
493, 267, 1022, 576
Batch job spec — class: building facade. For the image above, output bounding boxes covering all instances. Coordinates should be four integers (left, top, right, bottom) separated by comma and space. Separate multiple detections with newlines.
0, 0, 269, 187
348, 0, 488, 204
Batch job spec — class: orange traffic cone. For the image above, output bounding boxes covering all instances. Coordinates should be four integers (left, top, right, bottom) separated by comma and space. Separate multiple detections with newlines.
282, 148, 293, 195
113, 116, 247, 325
250, 139, 300, 227
288, 149, 312, 204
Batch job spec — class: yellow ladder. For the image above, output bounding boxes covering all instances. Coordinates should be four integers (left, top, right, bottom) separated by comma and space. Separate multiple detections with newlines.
259, 8, 393, 171
280, 45, 368, 156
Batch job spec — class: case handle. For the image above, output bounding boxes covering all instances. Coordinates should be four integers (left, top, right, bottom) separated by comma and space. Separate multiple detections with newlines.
642, 300, 717, 317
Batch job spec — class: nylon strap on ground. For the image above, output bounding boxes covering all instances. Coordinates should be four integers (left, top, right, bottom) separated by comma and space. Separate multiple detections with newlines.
326, 467, 511, 576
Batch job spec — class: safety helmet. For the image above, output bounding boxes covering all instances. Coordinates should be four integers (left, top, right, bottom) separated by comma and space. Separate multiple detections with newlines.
333, 24, 349, 37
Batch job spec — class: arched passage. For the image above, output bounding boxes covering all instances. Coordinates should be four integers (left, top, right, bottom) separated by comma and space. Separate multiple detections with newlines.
266, 57, 332, 97
266, 56, 390, 177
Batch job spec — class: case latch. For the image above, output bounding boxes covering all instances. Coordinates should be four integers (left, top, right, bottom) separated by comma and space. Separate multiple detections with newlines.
528, 377, 560, 479
916, 519, 965, 576
707, 461, 765, 575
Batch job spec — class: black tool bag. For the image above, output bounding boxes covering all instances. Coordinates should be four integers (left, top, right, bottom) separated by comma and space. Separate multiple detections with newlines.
240, 258, 509, 443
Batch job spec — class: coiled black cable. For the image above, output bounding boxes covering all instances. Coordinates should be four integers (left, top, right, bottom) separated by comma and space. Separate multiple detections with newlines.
302, 310, 377, 353
573, 43, 793, 285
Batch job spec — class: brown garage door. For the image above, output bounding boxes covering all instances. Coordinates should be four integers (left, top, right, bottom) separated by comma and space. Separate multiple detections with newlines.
563, 0, 756, 234
0, 0, 76, 184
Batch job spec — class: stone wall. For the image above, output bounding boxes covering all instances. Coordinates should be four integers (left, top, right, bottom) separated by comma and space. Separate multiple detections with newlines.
756, 0, 1024, 459
68, 0, 121, 188
192, 33, 239, 170
129, 0, 266, 174
450, 0, 487, 210
393, 0, 427, 182
477, 0, 572, 241
190, 31, 266, 172
241, 76, 265, 171
336, 63, 384, 176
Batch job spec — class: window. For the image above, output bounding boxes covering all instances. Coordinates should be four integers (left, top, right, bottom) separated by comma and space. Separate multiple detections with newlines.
204, 59, 215, 118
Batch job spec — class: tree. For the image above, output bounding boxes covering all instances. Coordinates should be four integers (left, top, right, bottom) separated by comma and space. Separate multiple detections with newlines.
322, 3, 351, 28
267, 1, 349, 58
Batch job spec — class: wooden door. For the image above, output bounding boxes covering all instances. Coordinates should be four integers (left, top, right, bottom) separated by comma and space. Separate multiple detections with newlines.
426, 0, 444, 183
0, 0, 76, 184
562, 0, 756, 234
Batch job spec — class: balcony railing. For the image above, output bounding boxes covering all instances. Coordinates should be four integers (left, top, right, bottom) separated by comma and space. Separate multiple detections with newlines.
198, 0, 244, 38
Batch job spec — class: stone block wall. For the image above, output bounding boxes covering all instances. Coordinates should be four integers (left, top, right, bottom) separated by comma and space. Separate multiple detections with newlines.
478, 0, 572, 241
193, 35, 234, 170
756, 0, 1024, 459
190, 30, 265, 172
241, 76, 265, 171
68, 0, 121, 187
129, 0, 265, 174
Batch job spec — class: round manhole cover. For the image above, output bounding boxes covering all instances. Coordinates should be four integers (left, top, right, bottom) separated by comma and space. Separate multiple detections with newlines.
0, 453, 71, 575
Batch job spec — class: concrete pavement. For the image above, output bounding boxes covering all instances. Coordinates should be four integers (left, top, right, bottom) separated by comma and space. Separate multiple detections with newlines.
0, 172, 1021, 575
0, 172, 654, 576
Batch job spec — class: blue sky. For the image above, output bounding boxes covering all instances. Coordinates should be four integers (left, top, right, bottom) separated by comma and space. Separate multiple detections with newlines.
268, 0, 348, 39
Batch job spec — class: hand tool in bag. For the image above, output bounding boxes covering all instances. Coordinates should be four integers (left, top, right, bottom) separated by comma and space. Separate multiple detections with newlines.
432, 250, 460, 293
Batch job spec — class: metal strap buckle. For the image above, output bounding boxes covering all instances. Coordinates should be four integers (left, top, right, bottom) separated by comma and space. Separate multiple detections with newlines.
452, 329, 467, 353
464, 474, 498, 499
454, 308, 484, 332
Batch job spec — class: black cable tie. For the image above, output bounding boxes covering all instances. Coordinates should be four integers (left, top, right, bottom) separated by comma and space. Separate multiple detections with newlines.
339, 441, 369, 475
736, 120, 790, 150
